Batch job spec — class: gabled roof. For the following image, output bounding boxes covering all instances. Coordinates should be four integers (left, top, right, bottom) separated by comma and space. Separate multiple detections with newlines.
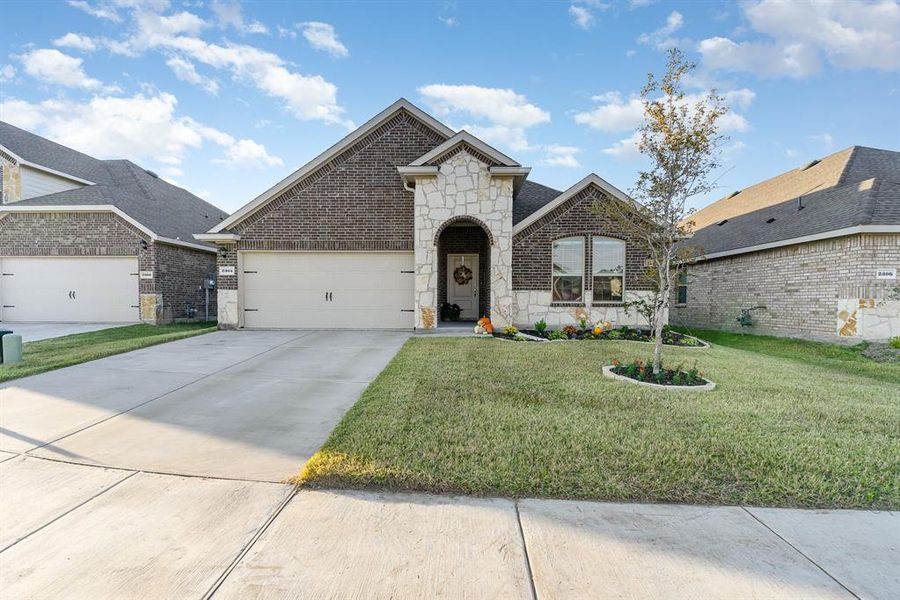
0, 120, 107, 183
688, 145, 900, 231
513, 180, 563, 225
687, 177, 900, 260
513, 173, 635, 233
0, 121, 229, 248
207, 98, 455, 235
409, 131, 520, 167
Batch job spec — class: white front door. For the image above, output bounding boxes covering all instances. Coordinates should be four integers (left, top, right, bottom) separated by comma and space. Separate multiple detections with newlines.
447, 254, 479, 320
241, 251, 415, 329
0, 257, 139, 322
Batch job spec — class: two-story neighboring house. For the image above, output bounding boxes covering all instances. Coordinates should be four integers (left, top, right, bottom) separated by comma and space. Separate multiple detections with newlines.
0, 121, 228, 324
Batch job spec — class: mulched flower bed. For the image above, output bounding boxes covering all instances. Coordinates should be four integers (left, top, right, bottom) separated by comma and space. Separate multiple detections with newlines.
609, 359, 708, 386
517, 326, 707, 347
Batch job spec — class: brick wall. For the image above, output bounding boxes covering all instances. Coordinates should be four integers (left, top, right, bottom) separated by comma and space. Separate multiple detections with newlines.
221, 111, 446, 287
512, 186, 653, 297
153, 241, 217, 321
437, 225, 490, 318
670, 233, 900, 339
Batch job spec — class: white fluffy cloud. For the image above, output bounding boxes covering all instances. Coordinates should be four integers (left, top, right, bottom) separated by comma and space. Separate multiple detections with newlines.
0, 64, 15, 81
165, 56, 219, 94
19, 48, 110, 91
101, 8, 350, 127
540, 144, 582, 168
569, 5, 595, 30
699, 0, 900, 77
67, 0, 122, 22
211, 1, 268, 35
576, 88, 753, 134
53, 33, 99, 52
418, 84, 550, 151
574, 91, 644, 132
0, 92, 282, 169
602, 131, 642, 158
637, 10, 684, 49
298, 22, 349, 59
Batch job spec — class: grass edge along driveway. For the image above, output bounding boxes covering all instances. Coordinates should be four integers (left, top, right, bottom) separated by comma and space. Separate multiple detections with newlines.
0, 323, 216, 383
300, 332, 899, 510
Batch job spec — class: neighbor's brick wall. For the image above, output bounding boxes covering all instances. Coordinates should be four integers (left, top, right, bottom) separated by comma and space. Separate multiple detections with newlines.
437, 225, 490, 318
153, 241, 217, 321
512, 185, 653, 298
216, 109, 447, 291
670, 233, 900, 339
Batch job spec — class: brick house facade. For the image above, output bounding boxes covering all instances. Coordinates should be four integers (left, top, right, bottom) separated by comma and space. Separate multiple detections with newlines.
199, 99, 658, 330
0, 121, 226, 325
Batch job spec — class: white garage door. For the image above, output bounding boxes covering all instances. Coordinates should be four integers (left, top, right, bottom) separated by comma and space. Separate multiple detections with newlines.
0, 257, 139, 323
242, 252, 415, 329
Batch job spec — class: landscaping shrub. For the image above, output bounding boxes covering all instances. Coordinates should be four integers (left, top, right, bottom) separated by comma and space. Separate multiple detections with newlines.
611, 358, 707, 386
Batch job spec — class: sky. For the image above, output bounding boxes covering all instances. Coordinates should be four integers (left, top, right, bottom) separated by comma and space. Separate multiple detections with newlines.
1, 0, 899, 214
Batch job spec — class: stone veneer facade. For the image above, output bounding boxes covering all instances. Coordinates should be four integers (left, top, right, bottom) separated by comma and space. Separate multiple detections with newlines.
670, 233, 900, 341
411, 149, 514, 328
0, 210, 216, 324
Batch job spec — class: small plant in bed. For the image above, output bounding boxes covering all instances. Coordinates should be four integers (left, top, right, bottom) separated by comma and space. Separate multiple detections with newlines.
520, 319, 549, 339
611, 358, 707, 386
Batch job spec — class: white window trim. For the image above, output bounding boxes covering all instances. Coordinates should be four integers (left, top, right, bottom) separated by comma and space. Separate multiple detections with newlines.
551, 236, 585, 304
591, 236, 627, 305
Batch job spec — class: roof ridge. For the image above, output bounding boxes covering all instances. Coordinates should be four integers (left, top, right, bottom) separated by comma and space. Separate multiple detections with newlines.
835, 145, 860, 187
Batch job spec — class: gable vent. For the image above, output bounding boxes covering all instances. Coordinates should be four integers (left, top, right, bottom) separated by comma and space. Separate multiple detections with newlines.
800, 159, 820, 171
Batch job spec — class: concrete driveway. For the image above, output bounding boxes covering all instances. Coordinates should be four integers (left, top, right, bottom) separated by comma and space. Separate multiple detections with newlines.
2, 322, 132, 343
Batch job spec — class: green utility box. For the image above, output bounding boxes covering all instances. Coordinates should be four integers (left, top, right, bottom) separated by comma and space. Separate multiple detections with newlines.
0, 330, 12, 363
2, 334, 23, 364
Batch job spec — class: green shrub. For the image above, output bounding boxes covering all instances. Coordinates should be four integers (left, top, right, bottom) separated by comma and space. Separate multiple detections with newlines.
890, 336, 900, 349
503, 325, 519, 337
548, 330, 568, 340
534, 319, 547, 334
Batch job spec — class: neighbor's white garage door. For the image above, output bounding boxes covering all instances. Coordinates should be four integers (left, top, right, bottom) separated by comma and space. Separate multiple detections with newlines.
241, 252, 415, 329
0, 257, 139, 322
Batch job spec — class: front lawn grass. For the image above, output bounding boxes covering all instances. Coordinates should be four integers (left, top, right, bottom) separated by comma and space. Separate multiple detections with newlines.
301, 334, 900, 509
0, 322, 216, 383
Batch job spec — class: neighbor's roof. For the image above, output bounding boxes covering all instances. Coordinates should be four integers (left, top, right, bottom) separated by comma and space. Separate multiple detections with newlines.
688, 145, 900, 231
1, 121, 228, 245
687, 177, 900, 259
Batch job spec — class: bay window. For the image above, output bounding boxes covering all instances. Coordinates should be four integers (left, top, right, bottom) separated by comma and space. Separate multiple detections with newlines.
552, 237, 584, 302
592, 237, 625, 302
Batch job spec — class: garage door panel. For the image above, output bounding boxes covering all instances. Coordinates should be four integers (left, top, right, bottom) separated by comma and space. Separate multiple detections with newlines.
241, 252, 414, 329
1, 257, 139, 323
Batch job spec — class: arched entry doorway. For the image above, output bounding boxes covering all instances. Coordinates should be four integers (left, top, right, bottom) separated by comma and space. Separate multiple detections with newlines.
434, 216, 493, 321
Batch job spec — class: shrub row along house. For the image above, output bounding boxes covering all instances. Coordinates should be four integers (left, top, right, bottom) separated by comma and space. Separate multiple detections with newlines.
673, 146, 900, 341
195, 99, 655, 330
0, 121, 228, 324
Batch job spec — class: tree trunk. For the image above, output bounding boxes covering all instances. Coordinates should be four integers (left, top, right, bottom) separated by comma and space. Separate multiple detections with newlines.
652, 262, 670, 375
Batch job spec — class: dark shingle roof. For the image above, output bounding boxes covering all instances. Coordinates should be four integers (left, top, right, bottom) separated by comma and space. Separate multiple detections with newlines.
688, 177, 900, 257
1, 121, 228, 245
513, 180, 562, 225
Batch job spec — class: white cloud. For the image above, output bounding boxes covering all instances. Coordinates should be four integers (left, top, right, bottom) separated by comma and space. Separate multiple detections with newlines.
298, 22, 349, 59
213, 138, 283, 167
210, 1, 268, 35
0, 92, 282, 169
418, 84, 550, 152
540, 144, 582, 167
629, 0, 655, 7
575, 88, 753, 134
19, 49, 111, 91
67, 0, 121, 22
637, 10, 684, 49
53, 33, 99, 52
785, 148, 798, 158
699, 0, 900, 77
0, 64, 15, 81
166, 56, 219, 94
100, 7, 350, 127
602, 131, 642, 158
439, 16, 458, 27
574, 91, 644, 132
569, 5, 595, 30
698, 37, 821, 78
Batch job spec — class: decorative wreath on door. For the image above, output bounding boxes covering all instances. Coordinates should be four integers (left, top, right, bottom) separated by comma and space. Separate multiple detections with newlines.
453, 264, 473, 285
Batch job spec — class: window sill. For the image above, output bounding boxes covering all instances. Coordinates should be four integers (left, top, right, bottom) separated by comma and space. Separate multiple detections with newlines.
592, 302, 625, 307
550, 301, 586, 307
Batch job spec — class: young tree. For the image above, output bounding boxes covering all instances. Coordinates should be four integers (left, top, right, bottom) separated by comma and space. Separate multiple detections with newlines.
593, 48, 728, 374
